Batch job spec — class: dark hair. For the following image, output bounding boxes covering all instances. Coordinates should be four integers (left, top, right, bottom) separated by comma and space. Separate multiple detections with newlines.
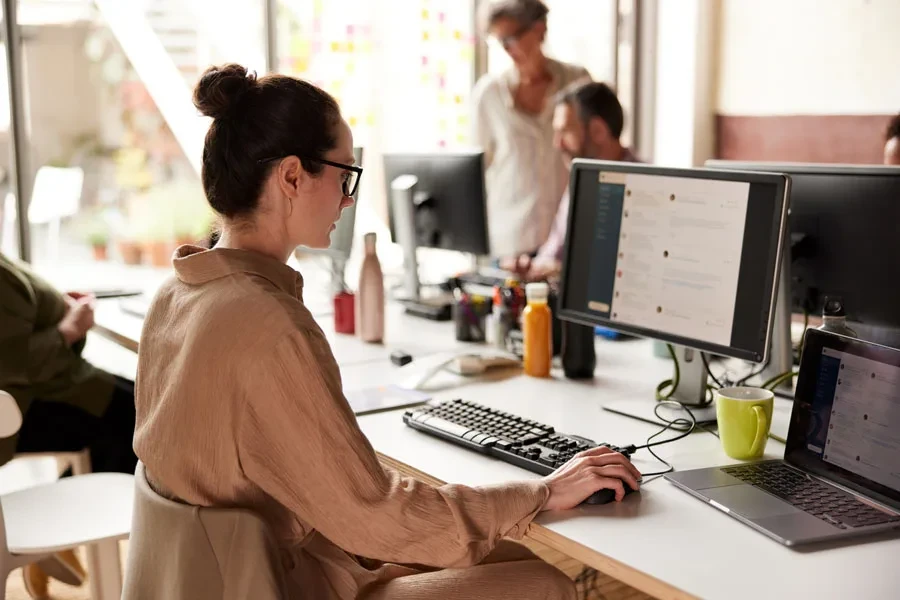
193, 63, 342, 219
556, 81, 625, 140
887, 113, 900, 142
481, 0, 549, 32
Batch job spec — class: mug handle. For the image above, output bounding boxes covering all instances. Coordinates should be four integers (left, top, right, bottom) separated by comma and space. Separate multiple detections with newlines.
749, 405, 768, 457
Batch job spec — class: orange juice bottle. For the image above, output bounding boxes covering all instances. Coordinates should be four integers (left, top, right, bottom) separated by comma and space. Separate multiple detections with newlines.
523, 282, 552, 378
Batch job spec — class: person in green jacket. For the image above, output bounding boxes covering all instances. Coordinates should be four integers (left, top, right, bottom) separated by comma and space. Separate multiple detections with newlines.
0, 251, 137, 597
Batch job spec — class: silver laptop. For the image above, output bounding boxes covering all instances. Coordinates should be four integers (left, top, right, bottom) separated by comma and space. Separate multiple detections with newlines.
666, 329, 900, 546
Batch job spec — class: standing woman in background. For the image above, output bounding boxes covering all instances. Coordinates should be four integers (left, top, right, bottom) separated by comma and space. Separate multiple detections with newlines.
473, 0, 590, 257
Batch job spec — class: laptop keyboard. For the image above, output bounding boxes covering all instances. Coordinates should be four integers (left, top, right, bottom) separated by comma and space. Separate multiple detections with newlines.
723, 463, 900, 530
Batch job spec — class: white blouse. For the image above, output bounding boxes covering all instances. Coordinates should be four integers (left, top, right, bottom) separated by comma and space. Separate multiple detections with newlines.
472, 58, 590, 256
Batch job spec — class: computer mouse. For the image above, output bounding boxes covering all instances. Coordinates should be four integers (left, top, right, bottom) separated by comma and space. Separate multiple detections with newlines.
583, 483, 638, 505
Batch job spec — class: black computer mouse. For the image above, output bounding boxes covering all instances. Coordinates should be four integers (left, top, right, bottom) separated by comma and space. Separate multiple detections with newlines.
583, 483, 638, 505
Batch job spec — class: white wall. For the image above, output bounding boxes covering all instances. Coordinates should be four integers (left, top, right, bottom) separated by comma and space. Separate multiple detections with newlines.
717, 0, 900, 115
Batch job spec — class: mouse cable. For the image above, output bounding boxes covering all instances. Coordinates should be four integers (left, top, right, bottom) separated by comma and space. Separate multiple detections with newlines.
623, 400, 698, 481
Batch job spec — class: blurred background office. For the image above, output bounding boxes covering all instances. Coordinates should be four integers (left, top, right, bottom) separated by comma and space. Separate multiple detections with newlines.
0, 0, 896, 287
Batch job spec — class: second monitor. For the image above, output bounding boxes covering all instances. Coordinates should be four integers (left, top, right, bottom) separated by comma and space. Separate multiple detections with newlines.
558, 160, 790, 405
383, 151, 489, 256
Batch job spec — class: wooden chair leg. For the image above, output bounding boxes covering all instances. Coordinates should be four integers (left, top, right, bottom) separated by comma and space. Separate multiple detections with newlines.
86, 540, 122, 600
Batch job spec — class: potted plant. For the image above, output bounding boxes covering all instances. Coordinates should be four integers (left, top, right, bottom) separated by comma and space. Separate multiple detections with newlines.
88, 229, 110, 261
76, 210, 112, 261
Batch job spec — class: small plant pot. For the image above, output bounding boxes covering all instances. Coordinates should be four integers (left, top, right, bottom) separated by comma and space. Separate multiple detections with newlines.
117, 241, 143, 265
91, 244, 109, 261
144, 241, 176, 268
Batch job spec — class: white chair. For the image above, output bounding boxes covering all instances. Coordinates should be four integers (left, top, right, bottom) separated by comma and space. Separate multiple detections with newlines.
0, 390, 134, 600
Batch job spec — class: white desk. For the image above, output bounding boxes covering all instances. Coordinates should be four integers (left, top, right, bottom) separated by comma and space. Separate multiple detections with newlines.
90, 301, 899, 600
93, 299, 473, 368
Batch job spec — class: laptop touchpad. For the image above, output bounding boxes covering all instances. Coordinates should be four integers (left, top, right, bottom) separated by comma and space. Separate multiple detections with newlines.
705, 485, 802, 520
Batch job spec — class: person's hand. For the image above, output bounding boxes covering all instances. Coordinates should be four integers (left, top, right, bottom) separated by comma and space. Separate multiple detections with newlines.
500, 254, 533, 278
64, 291, 92, 308
525, 260, 561, 282
541, 446, 642, 511
57, 295, 96, 346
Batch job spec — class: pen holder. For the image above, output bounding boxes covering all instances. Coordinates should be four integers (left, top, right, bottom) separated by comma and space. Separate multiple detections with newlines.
334, 291, 355, 334
454, 294, 490, 343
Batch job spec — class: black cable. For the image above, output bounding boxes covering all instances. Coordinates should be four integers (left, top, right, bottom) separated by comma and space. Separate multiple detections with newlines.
701, 352, 725, 389
736, 354, 771, 387
621, 400, 698, 481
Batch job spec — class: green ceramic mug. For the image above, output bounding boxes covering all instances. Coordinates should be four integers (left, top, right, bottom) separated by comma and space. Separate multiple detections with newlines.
716, 386, 774, 460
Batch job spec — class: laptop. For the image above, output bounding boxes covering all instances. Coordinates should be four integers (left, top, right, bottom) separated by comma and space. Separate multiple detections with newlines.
666, 329, 900, 546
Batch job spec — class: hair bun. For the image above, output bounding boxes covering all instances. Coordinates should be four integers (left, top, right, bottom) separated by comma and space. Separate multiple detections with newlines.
193, 64, 257, 120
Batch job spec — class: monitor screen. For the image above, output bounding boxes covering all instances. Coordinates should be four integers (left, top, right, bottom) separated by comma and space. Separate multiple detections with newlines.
558, 160, 789, 362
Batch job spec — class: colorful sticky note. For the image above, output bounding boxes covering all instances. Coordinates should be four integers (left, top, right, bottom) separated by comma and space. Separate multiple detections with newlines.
422, 9, 429, 19
347, 62, 355, 73
453, 30, 462, 40
349, 116, 359, 126
438, 12, 445, 23
347, 42, 355, 52
347, 25, 355, 35
331, 41, 340, 52
454, 94, 463, 104
421, 56, 429, 66
366, 113, 376, 126
423, 31, 430, 41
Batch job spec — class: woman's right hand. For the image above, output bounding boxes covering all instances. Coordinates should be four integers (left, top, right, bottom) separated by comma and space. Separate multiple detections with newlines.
541, 446, 642, 511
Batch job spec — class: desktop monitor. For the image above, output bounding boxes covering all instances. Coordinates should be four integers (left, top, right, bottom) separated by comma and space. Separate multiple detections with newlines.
705, 161, 900, 345
382, 151, 490, 256
558, 160, 790, 364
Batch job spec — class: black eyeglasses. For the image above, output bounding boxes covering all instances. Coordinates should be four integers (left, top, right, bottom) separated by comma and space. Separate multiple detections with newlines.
258, 155, 363, 197
498, 22, 534, 49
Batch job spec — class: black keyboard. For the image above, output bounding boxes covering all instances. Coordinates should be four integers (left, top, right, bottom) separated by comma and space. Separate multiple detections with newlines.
403, 399, 632, 477
723, 462, 900, 530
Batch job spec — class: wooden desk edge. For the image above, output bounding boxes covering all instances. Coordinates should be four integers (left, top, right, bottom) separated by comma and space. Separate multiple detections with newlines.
93, 323, 139, 354
377, 452, 697, 600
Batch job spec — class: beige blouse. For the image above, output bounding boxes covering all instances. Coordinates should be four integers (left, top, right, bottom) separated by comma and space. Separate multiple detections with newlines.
134, 246, 549, 598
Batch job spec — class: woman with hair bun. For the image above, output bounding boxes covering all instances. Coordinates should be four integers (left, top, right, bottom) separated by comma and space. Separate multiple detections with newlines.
133, 64, 637, 599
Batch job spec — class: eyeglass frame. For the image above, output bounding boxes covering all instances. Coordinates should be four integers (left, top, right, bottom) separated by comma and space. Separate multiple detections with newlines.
257, 155, 363, 197
497, 21, 536, 49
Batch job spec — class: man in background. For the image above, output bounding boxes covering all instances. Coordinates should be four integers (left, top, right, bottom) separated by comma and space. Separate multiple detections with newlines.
473, 0, 590, 257
0, 252, 137, 597
885, 113, 900, 166
504, 81, 641, 281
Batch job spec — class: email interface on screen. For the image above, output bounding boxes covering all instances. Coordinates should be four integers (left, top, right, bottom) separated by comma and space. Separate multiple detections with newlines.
804, 347, 900, 493
562, 167, 781, 359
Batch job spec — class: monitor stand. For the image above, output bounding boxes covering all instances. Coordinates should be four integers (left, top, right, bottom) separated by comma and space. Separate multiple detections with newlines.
390, 174, 452, 321
602, 345, 717, 430
758, 235, 794, 392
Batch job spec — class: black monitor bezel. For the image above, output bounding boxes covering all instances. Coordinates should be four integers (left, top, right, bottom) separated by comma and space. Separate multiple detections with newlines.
382, 150, 490, 257
557, 159, 790, 363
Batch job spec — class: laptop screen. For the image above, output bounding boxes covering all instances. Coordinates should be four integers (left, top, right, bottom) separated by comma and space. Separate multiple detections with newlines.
787, 329, 900, 509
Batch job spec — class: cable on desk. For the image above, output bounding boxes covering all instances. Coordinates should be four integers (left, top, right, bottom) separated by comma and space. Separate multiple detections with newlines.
701, 352, 725, 389
622, 400, 698, 481
656, 344, 715, 407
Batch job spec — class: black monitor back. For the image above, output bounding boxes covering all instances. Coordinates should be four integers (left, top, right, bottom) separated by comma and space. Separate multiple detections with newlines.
383, 151, 490, 256
708, 161, 900, 341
